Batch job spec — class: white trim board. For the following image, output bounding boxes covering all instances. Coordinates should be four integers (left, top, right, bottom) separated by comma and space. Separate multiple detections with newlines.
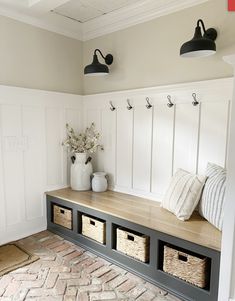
0, 0, 208, 41
83, 77, 233, 99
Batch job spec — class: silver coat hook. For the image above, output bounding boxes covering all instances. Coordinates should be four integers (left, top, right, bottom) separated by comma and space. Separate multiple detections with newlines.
167, 95, 174, 108
192, 93, 199, 106
146, 97, 152, 109
109, 101, 116, 111
126, 99, 133, 110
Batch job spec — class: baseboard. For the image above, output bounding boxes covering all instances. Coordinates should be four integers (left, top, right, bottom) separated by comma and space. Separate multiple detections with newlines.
0, 220, 47, 245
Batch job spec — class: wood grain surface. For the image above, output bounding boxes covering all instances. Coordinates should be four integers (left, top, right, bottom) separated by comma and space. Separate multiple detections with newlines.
46, 188, 221, 251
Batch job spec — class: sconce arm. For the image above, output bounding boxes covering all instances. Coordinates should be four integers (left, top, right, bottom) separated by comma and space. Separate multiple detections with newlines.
94, 49, 106, 60
197, 19, 206, 34
94, 49, 113, 65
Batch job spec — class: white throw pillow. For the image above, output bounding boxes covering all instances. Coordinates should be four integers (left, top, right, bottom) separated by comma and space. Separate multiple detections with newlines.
199, 163, 226, 231
162, 169, 206, 221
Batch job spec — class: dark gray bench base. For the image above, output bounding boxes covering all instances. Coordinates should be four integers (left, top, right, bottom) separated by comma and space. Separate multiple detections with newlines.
47, 195, 220, 301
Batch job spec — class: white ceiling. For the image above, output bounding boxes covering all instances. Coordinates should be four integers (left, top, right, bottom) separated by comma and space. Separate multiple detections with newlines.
53, 0, 142, 23
0, 0, 208, 41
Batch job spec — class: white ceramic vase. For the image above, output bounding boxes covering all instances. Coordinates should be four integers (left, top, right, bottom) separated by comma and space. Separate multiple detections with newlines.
71, 153, 92, 191
92, 172, 108, 192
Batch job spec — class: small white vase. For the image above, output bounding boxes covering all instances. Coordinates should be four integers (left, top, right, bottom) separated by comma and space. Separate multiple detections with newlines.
71, 153, 92, 191
92, 172, 108, 192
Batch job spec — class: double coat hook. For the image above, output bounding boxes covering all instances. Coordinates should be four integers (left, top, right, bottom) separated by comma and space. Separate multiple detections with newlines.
109, 101, 116, 111
167, 95, 174, 108
146, 97, 152, 109
192, 93, 199, 106
126, 99, 133, 110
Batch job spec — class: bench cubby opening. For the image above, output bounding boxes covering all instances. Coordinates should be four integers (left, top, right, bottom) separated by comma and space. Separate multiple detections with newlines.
51, 203, 73, 230
158, 241, 211, 291
112, 224, 150, 264
80, 212, 106, 245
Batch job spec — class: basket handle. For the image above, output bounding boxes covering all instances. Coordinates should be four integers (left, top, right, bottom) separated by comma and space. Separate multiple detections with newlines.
60, 209, 65, 214
127, 234, 134, 241
178, 252, 188, 262
90, 220, 96, 226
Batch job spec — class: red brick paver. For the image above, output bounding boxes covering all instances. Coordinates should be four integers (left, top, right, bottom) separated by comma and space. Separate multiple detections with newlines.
0, 231, 181, 301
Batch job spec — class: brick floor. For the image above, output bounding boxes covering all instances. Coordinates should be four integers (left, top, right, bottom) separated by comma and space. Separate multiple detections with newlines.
0, 231, 182, 301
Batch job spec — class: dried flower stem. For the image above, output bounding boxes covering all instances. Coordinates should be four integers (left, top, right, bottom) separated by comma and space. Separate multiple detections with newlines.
62, 123, 104, 154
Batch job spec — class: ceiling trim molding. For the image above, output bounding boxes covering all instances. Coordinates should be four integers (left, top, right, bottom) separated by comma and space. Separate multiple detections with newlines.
82, 0, 209, 41
0, 5, 83, 40
0, 0, 209, 41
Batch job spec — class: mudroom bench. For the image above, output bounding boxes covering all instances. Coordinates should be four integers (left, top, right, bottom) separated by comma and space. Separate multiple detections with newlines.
46, 188, 221, 301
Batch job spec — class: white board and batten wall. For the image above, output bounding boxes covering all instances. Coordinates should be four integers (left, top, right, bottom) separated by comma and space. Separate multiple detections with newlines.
0, 85, 83, 245
83, 77, 233, 201
0, 77, 232, 245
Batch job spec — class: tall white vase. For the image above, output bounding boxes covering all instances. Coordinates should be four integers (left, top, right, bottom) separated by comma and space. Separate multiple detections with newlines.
71, 153, 92, 191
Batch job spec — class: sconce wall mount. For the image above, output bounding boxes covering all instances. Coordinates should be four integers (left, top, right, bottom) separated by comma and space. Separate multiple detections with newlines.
84, 49, 113, 76
180, 19, 217, 58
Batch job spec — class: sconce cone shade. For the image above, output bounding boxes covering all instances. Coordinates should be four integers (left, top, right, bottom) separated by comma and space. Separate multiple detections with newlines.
84, 50, 113, 76
180, 20, 217, 58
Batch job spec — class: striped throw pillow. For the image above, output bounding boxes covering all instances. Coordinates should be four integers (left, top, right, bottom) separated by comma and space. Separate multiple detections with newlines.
162, 169, 206, 221
199, 163, 226, 231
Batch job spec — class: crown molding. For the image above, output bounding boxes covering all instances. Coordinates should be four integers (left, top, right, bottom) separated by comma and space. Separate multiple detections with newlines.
0, 5, 83, 40
0, 0, 208, 41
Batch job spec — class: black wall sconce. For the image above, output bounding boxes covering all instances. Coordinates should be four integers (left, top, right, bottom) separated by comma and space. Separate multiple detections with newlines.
180, 19, 217, 58
84, 49, 113, 76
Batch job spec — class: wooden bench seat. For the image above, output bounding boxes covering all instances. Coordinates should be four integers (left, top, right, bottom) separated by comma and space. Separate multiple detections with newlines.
46, 188, 221, 251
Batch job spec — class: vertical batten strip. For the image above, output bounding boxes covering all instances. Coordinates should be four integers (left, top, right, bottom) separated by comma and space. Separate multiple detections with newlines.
171, 104, 176, 177
21, 104, 27, 222
114, 104, 118, 187
0, 105, 7, 236
131, 102, 134, 189
60, 108, 66, 186
196, 102, 202, 174
113, 108, 117, 188
149, 104, 154, 193
225, 100, 232, 168
98, 108, 103, 172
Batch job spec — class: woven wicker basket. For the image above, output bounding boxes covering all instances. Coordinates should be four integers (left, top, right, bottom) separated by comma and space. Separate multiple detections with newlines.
116, 227, 149, 262
82, 215, 106, 244
53, 205, 72, 229
163, 245, 208, 288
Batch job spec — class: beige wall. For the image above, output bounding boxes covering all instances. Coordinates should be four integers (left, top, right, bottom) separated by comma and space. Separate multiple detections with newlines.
1, 0, 234, 96
83, 0, 235, 95
0, 15, 83, 95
